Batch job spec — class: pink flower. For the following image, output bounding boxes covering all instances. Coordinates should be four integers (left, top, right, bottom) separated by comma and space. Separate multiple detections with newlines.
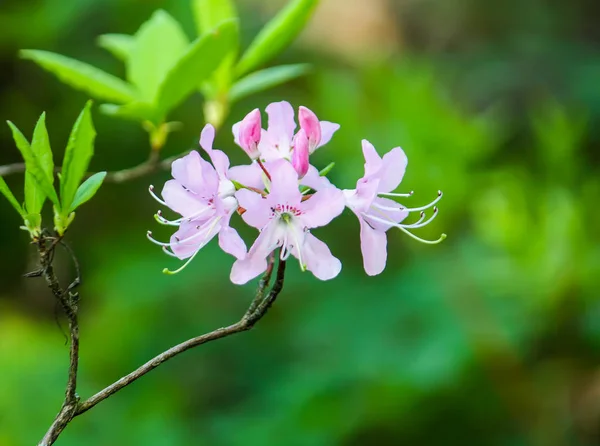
148, 124, 246, 274
230, 159, 345, 285
291, 129, 310, 178
232, 101, 340, 162
344, 140, 445, 276
237, 108, 261, 159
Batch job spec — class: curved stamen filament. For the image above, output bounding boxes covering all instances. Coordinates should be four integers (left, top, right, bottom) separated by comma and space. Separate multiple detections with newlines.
149, 185, 168, 206
398, 226, 446, 245
402, 208, 438, 229
147, 222, 213, 248
163, 247, 202, 275
372, 202, 406, 212
401, 191, 442, 212
155, 206, 213, 226
378, 191, 414, 198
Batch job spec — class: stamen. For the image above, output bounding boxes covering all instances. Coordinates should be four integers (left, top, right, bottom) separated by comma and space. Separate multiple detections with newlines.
146, 224, 212, 248
401, 191, 443, 212
378, 191, 414, 198
290, 225, 305, 271
401, 208, 438, 229
149, 185, 168, 206
163, 247, 202, 275
162, 246, 179, 257
373, 202, 406, 212
398, 227, 446, 245
154, 206, 213, 226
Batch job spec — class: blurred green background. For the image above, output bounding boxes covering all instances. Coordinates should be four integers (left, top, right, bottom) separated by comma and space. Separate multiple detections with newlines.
1, 0, 600, 445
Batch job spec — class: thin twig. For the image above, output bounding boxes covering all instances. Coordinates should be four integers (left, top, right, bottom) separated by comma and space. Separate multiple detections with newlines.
35, 237, 81, 446
75, 259, 287, 416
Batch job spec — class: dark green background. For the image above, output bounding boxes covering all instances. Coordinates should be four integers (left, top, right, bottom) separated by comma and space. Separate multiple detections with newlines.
1, 0, 600, 445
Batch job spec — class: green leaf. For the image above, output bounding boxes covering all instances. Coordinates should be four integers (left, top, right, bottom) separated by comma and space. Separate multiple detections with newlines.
192, 0, 239, 95
229, 63, 311, 102
155, 19, 238, 118
0, 176, 25, 216
97, 33, 135, 61
99, 101, 158, 123
128, 10, 189, 103
236, 0, 319, 77
192, 0, 238, 35
20, 49, 138, 104
60, 101, 97, 213
69, 171, 106, 213
7, 121, 59, 206
24, 112, 55, 214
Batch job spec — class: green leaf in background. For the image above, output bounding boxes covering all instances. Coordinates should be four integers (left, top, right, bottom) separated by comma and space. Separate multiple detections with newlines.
97, 33, 135, 62
6, 121, 59, 206
193, 0, 239, 96
0, 176, 25, 216
229, 63, 311, 102
235, 0, 319, 77
155, 19, 238, 118
69, 171, 106, 213
99, 101, 157, 123
192, 0, 238, 35
20, 49, 138, 104
60, 101, 96, 213
127, 10, 189, 103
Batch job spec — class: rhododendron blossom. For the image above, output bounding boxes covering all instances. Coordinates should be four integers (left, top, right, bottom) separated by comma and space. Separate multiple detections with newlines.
149, 102, 445, 282
344, 140, 445, 276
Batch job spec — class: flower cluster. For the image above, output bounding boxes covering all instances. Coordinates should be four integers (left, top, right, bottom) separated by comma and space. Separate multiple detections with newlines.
148, 101, 445, 284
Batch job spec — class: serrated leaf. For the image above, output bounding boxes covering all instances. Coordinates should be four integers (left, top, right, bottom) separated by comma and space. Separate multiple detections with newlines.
97, 33, 135, 61
236, 0, 319, 77
128, 10, 189, 103
20, 49, 138, 103
7, 121, 59, 206
100, 101, 157, 123
60, 101, 96, 213
0, 176, 25, 216
229, 63, 311, 103
156, 19, 238, 118
69, 171, 106, 213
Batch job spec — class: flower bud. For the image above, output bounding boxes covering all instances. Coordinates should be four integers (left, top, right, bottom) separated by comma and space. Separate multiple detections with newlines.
298, 106, 321, 152
238, 108, 262, 159
291, 129, 310, 179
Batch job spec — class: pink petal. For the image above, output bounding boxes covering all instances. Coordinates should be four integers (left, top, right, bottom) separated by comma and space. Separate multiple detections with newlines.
301, 165, 332, 191
301, 233, 341, 280
359, 219, 387, 276
228, 162, 264, 189
171, 151, 218, 194
238, 108, 262, 159
362, 140, 382, 177
218, 225, 247, 260
291, 129, 310, 178
206, 149, 230, 179
298, 106, 321, 150
316, 121, 340, 150
161, 180, 211, 217
352, 177, 380, 213
366, 197, 409, 231
267, 159, 302, 206
170, 219, 221, 260
266, 101, 296, 144
236, 189, 271, 229
300, 187, 345, 229
232, 121, 241, 146
199, 124, 215, 151
377, 147, 408, 193
230, 223, 279, 285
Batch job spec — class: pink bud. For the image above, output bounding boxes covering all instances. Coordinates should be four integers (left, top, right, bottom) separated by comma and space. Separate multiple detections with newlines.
238, 108, 262, 159
291, 129, 310, 179
298, 106, 321, 152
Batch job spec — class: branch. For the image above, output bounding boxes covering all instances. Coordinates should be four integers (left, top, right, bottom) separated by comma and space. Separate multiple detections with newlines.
34, 237, 81, 446
76, 258, 286, 416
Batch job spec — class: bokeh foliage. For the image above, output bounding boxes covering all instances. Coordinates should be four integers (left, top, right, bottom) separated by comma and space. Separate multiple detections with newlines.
1, 0, 599, 445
